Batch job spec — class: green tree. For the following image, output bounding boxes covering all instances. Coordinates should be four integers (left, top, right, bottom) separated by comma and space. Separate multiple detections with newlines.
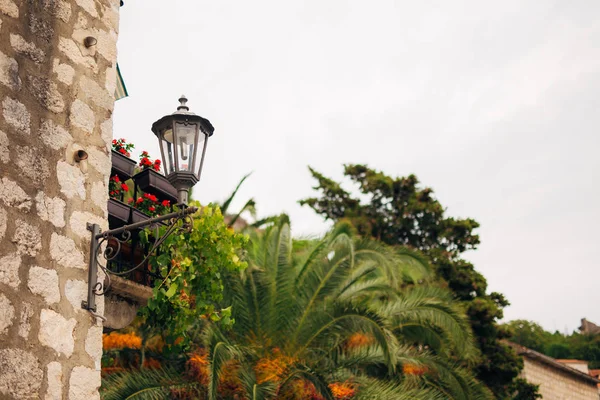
103, 219, 492, 399
504, 320, 548, 352
507, 320, 600, 369
300, 164, 538, 399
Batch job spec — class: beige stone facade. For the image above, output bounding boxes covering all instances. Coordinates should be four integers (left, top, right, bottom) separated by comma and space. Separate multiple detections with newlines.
510, 343, 600, 400
521, 358, 598, 400
0, 0, 119, 398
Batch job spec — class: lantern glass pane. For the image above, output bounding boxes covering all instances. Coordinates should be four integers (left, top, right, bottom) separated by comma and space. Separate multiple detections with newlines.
174, 122, 197, 173
160, 129, 175, 175
196, 132, 208, 178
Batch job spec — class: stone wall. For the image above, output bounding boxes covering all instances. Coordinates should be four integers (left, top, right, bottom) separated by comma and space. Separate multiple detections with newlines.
0, 0, 119, 398
521, 357, 599, 400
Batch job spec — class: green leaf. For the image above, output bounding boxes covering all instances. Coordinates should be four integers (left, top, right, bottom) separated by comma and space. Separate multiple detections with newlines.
165, 283, 178, 298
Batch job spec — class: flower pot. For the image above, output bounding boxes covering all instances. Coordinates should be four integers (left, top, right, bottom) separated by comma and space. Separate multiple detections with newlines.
107, 198, 131, 228
132, 168, 178, 204
131, 208, 151, 224
111, 150, 136, 181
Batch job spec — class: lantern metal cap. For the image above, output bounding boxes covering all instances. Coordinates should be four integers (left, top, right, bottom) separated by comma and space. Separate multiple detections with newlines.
151, 95, 215, 137
173, 94, 194, 116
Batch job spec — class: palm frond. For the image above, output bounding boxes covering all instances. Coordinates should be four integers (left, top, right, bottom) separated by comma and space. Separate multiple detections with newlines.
221, 172, 253, 215
101, 367, 200, 400
353, 376, 446, 400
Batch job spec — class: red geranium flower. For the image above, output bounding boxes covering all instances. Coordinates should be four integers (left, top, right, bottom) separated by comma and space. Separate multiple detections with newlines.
161, 200, 170, 207
148, 206, 155, 212
121, 183, 129, 191
136, 197, 144, 204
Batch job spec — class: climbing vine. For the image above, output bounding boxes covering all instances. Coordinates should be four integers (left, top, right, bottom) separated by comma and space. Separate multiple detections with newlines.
139, 201, 248, 349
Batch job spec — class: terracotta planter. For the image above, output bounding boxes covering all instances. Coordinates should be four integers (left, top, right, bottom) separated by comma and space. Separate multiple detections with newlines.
132, 168, 178, 203
111, 150, 136, 181
107, 198, 131, 228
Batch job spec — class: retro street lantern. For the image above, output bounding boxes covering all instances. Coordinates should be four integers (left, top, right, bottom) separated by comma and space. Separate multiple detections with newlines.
82, 95, 213, 317
151, 95, 215, 205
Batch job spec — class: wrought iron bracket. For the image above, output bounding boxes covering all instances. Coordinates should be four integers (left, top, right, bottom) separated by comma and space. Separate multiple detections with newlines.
82, 206, 197, 317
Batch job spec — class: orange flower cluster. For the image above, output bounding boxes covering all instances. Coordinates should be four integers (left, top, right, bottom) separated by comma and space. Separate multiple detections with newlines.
143, 358, 161, 369
402, 363, 428, 376
345, 332, 374, 350
188, 351, 209, 385
102, 332, 142, 350
255, 352, 296, 384
329, 381, 356, 399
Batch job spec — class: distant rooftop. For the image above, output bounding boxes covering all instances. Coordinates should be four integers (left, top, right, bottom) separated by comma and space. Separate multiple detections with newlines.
507, 342, 599, 385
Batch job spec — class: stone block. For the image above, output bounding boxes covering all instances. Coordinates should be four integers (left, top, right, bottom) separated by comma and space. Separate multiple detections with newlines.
0, 177, 31, 211
75, 0, 98, 18
28, 266, 60, 304
105, 64, 117, 94
0, 252, 20, 288
95, 29, 117, 63
57, 161, 86, 199
101, 2, 120, 32
0, 293, 14, 335
2, 97, 30, 135
68, 366, 100, 400
58, 37, 96, 71
0, 50, 21, 91
12, 220, 41, 256
64, 279, 87, 313
39, 119, 73, 150
0, 0, 18, 18
16, 145, 51, 185
27, 75, 65, 113
0, 129, 8, 163
36, 192, 66, 228
91, 181, 107, 211
10, 34, 45, 63
100, 118, 112, 149
70, 99, 95, 133
29, 14, 54, 43
85, 325, 103, 369
53, 58, 75, 85
79, 75, 113, 110
38, 309, 76, 357
50, 233, 84, 269
86, 147, 111, 175
45, 362, 63, 400
0, 206, 6, 242
0, 349, 43, 398
41, 0, 71, 23
70, 211, 106, 238
17, 302, 33, 338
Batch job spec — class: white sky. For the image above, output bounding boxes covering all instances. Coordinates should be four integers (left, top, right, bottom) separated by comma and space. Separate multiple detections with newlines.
113, 1, 600, 332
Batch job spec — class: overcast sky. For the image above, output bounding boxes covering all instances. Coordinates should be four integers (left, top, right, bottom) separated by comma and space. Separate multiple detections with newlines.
113, 1, 600, 332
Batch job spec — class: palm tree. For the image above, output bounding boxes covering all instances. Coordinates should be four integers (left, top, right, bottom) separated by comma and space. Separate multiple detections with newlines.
102, 218, 492, 399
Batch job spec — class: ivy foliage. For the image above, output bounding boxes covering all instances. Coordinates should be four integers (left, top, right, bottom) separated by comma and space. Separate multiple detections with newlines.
139, 201, 248, 349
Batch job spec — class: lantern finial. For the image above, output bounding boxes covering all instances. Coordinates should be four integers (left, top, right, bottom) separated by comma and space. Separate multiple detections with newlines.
177, 95, 189, 111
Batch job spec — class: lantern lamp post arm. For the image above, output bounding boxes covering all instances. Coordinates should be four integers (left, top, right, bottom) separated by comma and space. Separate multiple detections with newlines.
82, 206, 197, 316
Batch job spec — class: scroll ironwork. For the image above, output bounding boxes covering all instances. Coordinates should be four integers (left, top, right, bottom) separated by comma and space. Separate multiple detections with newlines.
82, 206, 197, 317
